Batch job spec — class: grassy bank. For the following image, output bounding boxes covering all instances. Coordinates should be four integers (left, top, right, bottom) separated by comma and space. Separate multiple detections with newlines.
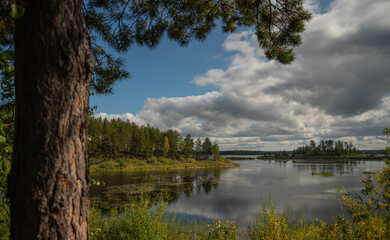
89, 157, 239, 172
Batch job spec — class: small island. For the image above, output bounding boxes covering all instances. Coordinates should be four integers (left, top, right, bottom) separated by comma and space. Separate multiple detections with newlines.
88, 117, 239, 171
222, 140, 385, 161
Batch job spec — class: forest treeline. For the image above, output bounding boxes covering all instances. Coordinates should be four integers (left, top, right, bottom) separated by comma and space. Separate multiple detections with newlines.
88, 117, 220, 160
292, 139, 360, 157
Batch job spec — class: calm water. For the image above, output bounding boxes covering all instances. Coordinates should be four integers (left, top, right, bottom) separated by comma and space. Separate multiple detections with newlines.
90, 159, 386, 228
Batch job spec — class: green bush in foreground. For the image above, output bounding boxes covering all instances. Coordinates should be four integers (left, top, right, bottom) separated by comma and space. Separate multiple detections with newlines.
89, 196, 242, 240
247, 197, 390, 240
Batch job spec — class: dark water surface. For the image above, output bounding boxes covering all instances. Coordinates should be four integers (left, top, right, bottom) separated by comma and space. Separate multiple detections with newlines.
90, 159, 386, 228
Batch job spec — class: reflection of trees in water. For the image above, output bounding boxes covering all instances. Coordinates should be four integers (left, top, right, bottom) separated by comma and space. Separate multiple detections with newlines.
261, 159, 364, 174
292, 160, 364, 175
91, 168, 226, 209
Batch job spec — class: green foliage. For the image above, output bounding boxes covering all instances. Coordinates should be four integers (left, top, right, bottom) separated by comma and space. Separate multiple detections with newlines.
89, 195, 243, 240
336, 129, 390, 221
85, 0, 311, 65
0, 48, 15, 109
186, 158, 197, 164
9, 4, 24, 20
98, 160, 118, 170
91, 44, 130, 95
0, 2, 23, 111
247, 197, 290, 239
216, 157, 229, 163
0, 17, 13, 231
194, 137, 202, 160
158, 157, 171, 165
180, 134, 194, 158
202, 137, 213, 159
0, 201, 9, 240
247, 196, 390, 240
199, 220, 242, 240
331, 128, 390, 238
212, 143, 220, 161
117, 158, 131, 168
0, 121, 11, 239
90, 178, 105, 187
292, 139, 360, 157
88, 193, 390, 240
89, 197, 193, 240
88, 117, 221, 162
147, 157, 158, 164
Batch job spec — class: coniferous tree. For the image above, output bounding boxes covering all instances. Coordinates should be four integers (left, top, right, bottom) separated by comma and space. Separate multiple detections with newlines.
181, 134, 194, 158
167, 129, 180, 159
5, 1, 311, 238
202, 137, 213, 160
194, 137, 203, 160
212, 143, 220, 161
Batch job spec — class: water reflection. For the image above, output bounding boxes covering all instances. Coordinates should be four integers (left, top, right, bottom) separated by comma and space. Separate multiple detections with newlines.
90, 159, 386, 228
90, 168, 226, 209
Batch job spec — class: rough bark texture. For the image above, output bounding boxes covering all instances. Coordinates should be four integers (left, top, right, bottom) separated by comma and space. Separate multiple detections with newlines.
9, 0, 94, 239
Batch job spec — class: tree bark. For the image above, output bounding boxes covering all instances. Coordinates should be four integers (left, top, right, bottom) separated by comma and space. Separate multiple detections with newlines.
9, 0, 94, 239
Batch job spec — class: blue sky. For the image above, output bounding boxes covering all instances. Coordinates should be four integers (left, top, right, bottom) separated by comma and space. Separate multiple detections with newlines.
91, 28, 229, 114
92, 0, 390, 151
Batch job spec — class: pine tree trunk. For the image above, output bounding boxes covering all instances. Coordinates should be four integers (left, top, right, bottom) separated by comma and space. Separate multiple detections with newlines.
9, 0, 94, 239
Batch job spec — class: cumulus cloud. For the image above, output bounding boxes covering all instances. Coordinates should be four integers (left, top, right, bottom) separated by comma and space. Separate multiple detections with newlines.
96, 0, 390, 150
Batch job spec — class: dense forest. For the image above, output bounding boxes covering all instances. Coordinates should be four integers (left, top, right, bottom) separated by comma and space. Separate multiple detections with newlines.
292, 139, 360, 157
88, 117, 220, 160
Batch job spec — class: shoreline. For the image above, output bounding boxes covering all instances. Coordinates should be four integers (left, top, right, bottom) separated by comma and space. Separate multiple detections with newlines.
89, 157, 240, 172
225, 155, 385, 161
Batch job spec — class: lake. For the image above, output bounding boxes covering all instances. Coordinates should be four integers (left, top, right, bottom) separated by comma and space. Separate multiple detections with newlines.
90, 158, 386, 228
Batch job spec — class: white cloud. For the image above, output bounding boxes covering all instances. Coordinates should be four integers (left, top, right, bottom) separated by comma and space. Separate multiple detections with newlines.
96, 0, 390, 151
94, 112, 146, 126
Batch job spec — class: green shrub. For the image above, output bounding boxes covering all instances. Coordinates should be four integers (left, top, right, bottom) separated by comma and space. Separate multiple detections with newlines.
147, 157, 158, 164
158, 157, 171, 164
89, 195, 244, 240
216, 157, 229, 163
117, 158, 131, 168
197, 220, 242, 240
132, 158, 147, 166
187, 158, 197, 164
0, 202, 9, 240
98, 160, 118, 170
89, 197, 193, 240
247, 198, 290, 240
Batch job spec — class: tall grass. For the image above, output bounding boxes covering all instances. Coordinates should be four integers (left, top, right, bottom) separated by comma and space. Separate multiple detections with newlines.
247, 197, 390, 240
0, 201, 9, 240
89, 196, 242, 240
